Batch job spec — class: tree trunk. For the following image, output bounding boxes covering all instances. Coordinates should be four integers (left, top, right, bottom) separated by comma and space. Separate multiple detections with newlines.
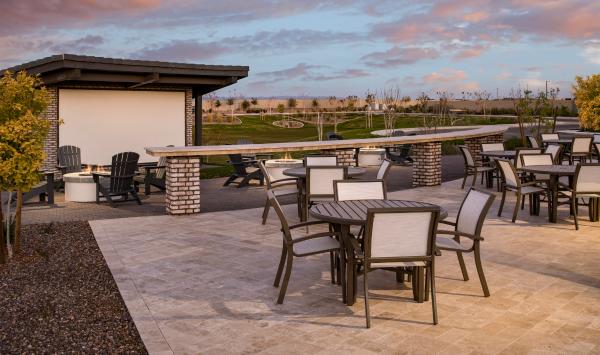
0, 193, 6, 264
14, 190, 23, 254
517, 117, 526, 146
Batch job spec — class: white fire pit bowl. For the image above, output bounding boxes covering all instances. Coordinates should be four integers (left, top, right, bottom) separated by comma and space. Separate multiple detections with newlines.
264, 159, 303, 181
358, 148, 386, 167
64, 172, 97, 202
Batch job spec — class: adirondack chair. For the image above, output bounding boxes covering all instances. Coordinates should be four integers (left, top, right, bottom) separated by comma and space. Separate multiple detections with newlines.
93, 152, 141, 207
134, 156, 167, 195
2, 171, 55, 207
58, 145, 82, 174
223, 154, 264, 188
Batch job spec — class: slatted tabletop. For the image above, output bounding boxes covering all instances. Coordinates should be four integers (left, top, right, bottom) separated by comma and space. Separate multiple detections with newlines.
283, 166, 366, 178
520, 165, 576, 176
310, 199, 448, 225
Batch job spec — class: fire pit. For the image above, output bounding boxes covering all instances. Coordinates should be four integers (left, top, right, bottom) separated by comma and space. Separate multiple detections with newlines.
264, 159, 303, 181
358, 148, 386, 167
64, 172, 98, 202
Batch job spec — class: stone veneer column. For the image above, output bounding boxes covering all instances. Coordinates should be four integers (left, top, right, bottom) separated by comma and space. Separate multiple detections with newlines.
320, 148, 357, 166
41, 87, 59, 173
464, 133, 504, 165
165, 156, 200, 215
185, 89, 194, 146
412, 142, 442, 187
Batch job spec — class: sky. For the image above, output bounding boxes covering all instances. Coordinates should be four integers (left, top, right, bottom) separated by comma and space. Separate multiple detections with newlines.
1, 0, 599, 98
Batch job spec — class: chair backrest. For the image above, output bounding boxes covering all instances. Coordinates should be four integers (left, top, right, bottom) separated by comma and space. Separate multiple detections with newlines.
109, 152, 139, 193
266, 190, 292, 243
595, 143, 600, 157
376, 159, 393, 180
544, 144, 562, 163
496, 159, 520, 189
455, 188, 495, 237
363, 207, 439, 265
481, 143, 504, 152
228, 154, 249, 175
458, 145, 475, 167
58, 145, 82, 174
594, 134, 600, 143
541, 133, 559, 142
334, 180, 386, 201
154, 156, 168, 180
306, 166, 347, 199
520, 153, 553, 167
304, 155, 338, 167
258, 160, 279, 188
573, 164, 600, 193
572, 137, 592, 154
527, 136, 540, 148
514, 148, 543, 169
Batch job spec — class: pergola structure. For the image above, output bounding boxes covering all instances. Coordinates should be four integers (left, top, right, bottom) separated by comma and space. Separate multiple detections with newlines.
5, 54, 248, 167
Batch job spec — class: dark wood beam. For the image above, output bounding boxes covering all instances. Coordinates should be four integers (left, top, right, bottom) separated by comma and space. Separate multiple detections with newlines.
40, 68, 81, 85
129, 72, 159, 88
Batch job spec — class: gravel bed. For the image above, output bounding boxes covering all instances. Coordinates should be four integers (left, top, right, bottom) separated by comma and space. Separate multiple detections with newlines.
0, 221, 147, 353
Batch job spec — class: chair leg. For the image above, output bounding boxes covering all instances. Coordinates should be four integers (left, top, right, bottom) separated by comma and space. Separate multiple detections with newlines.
276, 250, 294, 304
521, 193, 526, 210
261, 198, 270, 225
396, 269, 404, 282
430, 263, 438, 325
471, 169, 477, 187
498, 188, 506, 217
461, 173, 467, 189
457, 251, 469, 281
474, 245, 490, 297
130, 190, 142, 205
512, 193, 521, 223
329, 251, 336, 284
363, 267, 371, 328
274, 242, 287, 287
572, 196, 579, 230
424, 267, 430, 301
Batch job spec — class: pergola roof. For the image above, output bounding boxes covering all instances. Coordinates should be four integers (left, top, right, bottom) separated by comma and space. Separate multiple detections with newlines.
4, 54, 249, 94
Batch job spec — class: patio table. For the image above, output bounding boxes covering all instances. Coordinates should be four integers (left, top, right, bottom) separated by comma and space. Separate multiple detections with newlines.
519, 164, 598, 223
309, 199, 448, 306
480, 150, 516, 159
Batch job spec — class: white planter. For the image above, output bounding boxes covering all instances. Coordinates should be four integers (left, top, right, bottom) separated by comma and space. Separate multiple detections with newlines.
264, 159, 303, 181
358, 148, 385, 167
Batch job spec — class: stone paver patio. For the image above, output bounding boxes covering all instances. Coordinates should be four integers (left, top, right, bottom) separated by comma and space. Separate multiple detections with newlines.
90, 179, 600, 354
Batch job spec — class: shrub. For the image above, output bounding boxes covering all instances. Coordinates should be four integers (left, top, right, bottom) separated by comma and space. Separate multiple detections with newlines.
573, 74, 600, 131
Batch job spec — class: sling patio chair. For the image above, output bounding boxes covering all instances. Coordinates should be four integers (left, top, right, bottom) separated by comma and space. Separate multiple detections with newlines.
304, 166, 347, 220
496, 158, 545, 223
223, 154, 264, 188
304, 155, 338, 167
541, 133, 559, 145
458, 145, 495, 189
564, 137, 593, 164
557, 163, 600, 230
350, 206, 441, 327
376, 158, 393, 181
93, 152, 141, 207
544, 144, 563, 164
258, 161, 300, 224
514, 148, 543, 171
520, 153, 554, 185
527, 135, 541, 149
268, 190, 342, 304
436, 188, 495, 297
334, 180, 387, 201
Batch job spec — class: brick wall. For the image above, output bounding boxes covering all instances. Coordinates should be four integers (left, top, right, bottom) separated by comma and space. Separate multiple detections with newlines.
185, 89, 194, 146
464, 133, 504, 165
320, 149, 357, 166
412, 142, 442, 187
41, 87, 59, 173
165, 156, 201, 214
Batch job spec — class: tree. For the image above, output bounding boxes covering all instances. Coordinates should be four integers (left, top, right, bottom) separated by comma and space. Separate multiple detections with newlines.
510, 88, 534, 146
573, 74, 600, 131
241, 99, 250, 111
364, 90, 376, 129
287, 97, 297, 111
250, 97, 258, 105
276, 103, 285, 114
548, 87, 560, 132
328, 96, 338, 132
380, 86, 402, 137
0, 71, 50, 262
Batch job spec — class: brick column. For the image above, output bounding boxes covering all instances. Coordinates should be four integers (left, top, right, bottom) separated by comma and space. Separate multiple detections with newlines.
321, 148, 357, 166
464, 133, 504, 165
165, 156, 200, 215
41, 87, 59, 173
412, 142, 442, 187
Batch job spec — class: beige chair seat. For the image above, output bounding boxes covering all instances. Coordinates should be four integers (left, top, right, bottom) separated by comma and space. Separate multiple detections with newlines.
272, 188, 298, 197
506, 185, 545, 194
293, 236, 340, 256
558, 191, 600, 198
371, 261, 426, 268
435, 236, 469, 251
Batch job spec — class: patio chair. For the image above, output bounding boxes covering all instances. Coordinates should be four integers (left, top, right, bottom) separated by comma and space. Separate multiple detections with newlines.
527, 135, 541, 148
223, 154, 264, 188
541, 133, 559, 144
134, 156, 167, 195
480, 143, 505, 152
520, 153, 553, 185
326, 132, 343, 140
376, 158, 393, 181
334, 180, 386, 201
564, 137, 592, 164
436, 188, 495, 297
352, 206, 440, 327
496, 159, 545, 222
557, 163, 600, 230
7, 171, 56, 205
305, 166, 347, 220
57, 145, 82, 174
304, 155, 338, 166
514, 148, 543, 170
93, 152, 141, 207
236, 138, 273, 161
385, 144, 413, 166
258, 161, 300, 224
595, 143, 600, 162
544, 144, 562, 164
267, 190, 342, 304
458, 145, 495, 189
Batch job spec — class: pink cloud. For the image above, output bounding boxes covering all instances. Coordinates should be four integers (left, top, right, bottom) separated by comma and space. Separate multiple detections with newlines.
361, 47, 440, 67
423, 69, 467, 84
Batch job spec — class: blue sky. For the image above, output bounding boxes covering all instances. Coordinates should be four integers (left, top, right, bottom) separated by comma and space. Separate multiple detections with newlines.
1, 0, 598, 98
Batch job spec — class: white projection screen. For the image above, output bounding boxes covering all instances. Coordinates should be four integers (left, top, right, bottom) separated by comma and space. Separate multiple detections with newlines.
59, 89, 185, 165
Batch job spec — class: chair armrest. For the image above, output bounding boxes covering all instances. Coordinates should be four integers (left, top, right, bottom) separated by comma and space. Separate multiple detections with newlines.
439, 220, 456, 227
293, 231, 340, 243
144, 165, 166, 171
436, 229, 482, 241
521, 181, 543, 187
558, 181, 572, 190
288, 220, 331, 230
272, 177, 298, 184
